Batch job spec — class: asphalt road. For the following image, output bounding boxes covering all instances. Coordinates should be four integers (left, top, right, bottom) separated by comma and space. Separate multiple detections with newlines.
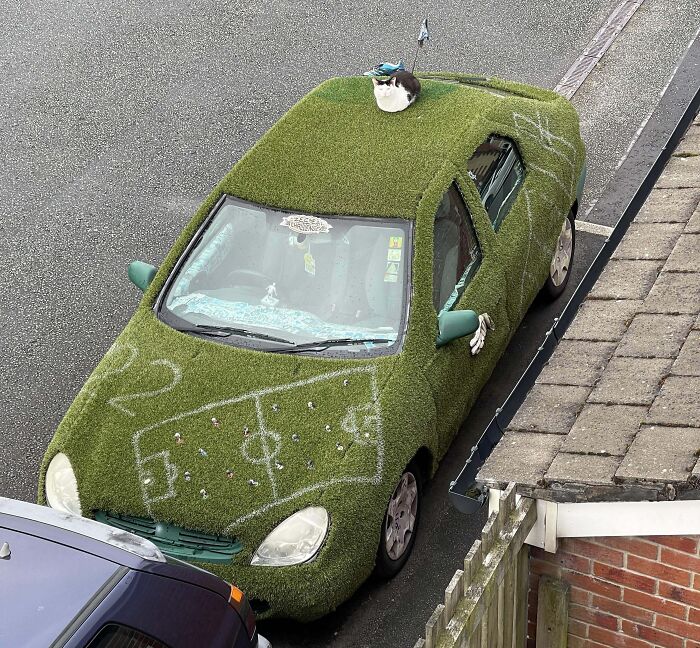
1, 1, 698, 647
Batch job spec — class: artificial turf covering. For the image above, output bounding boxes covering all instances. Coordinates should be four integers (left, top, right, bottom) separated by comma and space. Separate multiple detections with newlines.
39, 74, 584, 620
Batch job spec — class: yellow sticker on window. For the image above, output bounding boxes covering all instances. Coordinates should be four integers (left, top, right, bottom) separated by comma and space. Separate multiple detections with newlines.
304, 252, 316, 276
389, 236, 403, 249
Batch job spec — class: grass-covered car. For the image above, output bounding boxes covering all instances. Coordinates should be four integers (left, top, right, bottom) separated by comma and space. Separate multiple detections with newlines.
40, 73, 585, 621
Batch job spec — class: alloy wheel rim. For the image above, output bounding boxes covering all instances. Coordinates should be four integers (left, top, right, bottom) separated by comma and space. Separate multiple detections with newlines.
384, 471, 418, 560
550, 217, 573, 287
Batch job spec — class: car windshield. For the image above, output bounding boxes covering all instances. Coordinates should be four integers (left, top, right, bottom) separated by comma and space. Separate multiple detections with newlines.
159, 197, 411, 356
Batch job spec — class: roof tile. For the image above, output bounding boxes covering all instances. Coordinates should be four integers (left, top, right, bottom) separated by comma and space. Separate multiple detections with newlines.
562, 404, 646, 456
587, 357, 672, 406
546, 453, 620, 485
509, 384, 589, 435
642, 271, 700, 315
589, 260, 662, 301
477, 432, 564, 489
537, 340, 615, 387
647, 376, 700, 428
564, 299, 642, 342
615, 426, 700, 483
615, 314, 694, 359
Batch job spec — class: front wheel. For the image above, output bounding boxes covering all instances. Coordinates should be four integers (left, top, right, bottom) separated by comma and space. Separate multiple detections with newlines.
542, 210, 575, 300
375, 463, 422, 578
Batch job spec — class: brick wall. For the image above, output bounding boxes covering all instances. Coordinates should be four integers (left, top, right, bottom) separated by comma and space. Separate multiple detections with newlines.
528, 536, 700, 647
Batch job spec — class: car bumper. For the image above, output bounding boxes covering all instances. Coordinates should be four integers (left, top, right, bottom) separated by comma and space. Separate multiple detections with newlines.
206, 549, 374, 621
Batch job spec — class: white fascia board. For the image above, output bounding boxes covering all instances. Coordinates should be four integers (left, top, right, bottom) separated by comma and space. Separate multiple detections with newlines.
488, 490, 700, 552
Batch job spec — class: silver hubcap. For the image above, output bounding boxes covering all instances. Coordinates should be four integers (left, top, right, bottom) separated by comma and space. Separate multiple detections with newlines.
550, 217, 573, 287
384, 471, 418, 560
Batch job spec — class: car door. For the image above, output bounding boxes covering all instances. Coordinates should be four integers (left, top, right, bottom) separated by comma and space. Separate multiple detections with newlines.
467, 132, 566, 325
424, 181, 511, 456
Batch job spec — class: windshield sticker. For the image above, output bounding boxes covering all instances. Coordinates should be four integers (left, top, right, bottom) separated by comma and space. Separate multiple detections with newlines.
261, 283, 279, 308
387, 248, 401, 262
281, 214, 332, 235
389, 236, 403, 249
304, 251, 316, 276
384, 261, 399, 283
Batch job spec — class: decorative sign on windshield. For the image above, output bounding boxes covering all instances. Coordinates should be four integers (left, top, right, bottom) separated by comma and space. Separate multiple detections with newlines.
280, 214, 333, 235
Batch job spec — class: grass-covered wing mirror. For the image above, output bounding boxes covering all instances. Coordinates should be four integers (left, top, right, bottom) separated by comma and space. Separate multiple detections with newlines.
128, 261, 157, 292
436, 309, 479, 347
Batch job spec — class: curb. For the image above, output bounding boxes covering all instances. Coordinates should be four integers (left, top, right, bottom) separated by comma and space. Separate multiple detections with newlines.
449, 35, 700, 515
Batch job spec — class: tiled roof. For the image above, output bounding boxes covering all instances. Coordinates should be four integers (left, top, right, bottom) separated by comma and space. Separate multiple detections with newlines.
477, 116, 700, 503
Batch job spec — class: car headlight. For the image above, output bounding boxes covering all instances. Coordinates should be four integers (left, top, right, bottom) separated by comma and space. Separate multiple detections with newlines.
251, 507, 329, 567
45, 453, 82, 516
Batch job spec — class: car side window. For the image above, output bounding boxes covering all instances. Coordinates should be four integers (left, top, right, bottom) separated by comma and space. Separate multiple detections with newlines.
432, 184, 482, 313
467, 135, 525, 231
87, 624, 170, 648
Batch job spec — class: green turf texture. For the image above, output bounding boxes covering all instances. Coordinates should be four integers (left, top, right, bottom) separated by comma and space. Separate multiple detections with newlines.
39, 75, 584, 621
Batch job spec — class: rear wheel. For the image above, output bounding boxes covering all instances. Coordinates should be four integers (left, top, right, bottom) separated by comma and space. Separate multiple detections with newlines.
542, 210, 575, 299
375, 462, 422, 578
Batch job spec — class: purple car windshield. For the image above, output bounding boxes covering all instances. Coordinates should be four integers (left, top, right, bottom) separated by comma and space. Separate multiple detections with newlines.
0, 527, 119, 648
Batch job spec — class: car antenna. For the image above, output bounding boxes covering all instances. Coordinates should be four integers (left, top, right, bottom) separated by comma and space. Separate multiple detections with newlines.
411, 18, 430, 74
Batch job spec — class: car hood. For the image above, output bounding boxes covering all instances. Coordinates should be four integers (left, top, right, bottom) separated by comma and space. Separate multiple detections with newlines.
44, 310, 399, 544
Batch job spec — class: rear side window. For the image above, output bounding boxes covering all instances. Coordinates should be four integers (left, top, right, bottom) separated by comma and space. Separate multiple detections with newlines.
88, 624, 170, 648
467, 135, 525, 231
432, 184, 482, 313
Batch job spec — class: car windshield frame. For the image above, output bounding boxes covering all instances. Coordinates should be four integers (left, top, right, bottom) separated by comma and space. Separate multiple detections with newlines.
155, 195, 413, 358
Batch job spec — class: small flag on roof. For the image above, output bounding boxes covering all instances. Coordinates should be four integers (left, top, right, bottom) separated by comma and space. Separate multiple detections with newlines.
418, 18, 430, 47
411, 18, 431, 72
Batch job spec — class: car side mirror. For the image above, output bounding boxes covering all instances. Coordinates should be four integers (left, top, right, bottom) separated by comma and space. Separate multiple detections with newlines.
128, 261, 157, 292
436, 309, 479, 348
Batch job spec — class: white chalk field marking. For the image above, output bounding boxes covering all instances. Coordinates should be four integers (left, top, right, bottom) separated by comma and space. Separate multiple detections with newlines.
108, 359, 182, 417
128, 363, 385, 529
250, 396, 280, 500
83, 342, 139, 397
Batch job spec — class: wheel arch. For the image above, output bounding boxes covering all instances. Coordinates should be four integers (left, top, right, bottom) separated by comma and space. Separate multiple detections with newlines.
411, 445, 435, 482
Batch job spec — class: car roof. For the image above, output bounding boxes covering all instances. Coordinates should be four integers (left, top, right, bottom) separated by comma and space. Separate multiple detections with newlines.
221, 74, 570, 220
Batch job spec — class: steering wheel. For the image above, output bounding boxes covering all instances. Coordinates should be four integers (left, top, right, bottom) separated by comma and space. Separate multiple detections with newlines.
226, 269, 274, 287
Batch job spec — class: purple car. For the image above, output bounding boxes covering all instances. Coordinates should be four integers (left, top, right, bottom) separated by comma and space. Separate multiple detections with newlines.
0, 497, 270, 648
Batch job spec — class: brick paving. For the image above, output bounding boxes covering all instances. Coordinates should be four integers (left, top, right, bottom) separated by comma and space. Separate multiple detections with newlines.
478, 117, 700, 500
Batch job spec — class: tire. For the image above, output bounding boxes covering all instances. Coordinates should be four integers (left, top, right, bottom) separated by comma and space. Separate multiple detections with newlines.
542, 210, 576, 300
375, 461, 422, 578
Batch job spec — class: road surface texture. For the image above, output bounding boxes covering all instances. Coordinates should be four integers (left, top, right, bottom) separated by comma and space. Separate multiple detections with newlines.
0, 1, 697, 646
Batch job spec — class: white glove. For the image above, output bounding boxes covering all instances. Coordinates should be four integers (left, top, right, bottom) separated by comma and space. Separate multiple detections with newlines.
469, 313, 494, 356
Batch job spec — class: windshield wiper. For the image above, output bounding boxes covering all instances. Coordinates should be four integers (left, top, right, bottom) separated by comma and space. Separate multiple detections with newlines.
270, 338, 393, 354
176, 324, 295, 345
